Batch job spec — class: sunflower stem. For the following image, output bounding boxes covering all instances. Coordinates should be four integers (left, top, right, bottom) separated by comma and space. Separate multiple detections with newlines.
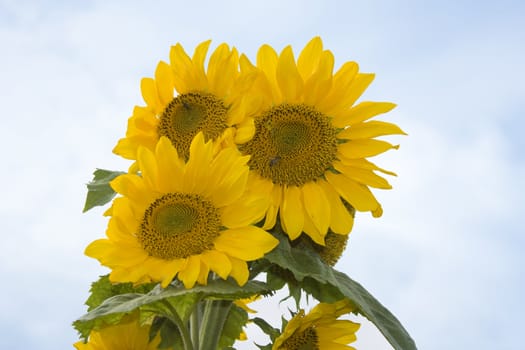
190, 301, 202, 349
160, 299, 194, 350
198, 299, 232, 350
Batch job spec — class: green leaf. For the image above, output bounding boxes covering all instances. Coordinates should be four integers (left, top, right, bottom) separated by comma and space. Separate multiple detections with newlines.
251, 317, 280, 342
264, 232, 417, 350
74, 279, 271, 339
218, 304, 248, 349
266, 270, 286, 291
83, 169, 125, 212
85, 275, 156, 311
256, 344, 273, 350
150, 317, 184, 350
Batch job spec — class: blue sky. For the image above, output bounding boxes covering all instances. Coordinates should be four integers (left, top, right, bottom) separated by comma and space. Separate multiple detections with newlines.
1, 0, 524, 349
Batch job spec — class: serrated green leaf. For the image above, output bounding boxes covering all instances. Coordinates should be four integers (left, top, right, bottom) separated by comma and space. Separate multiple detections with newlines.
264, 232, 417, 350
251, 317, 280, 342
218, 304, 248, 349
74, 279, 271, 340
85, 275, 156, 311
83, 169, 125, 212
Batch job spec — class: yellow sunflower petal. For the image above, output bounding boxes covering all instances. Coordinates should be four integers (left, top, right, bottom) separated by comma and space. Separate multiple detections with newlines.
207, 148, 250, 207
146, 257, 186, 287
263, 183, 282, 230
155, 136, 185, 193
303, 50, 334, 105
154, 61, 174, 106
110, 266, 149, 285
334, 101, 397, 127
257, 44, 280, 98
280, 186, 304, 240
338, 120, 406, 139
140, 77, 161, 113
197, 259, 210, 285
234, 117, 255, 144
113, 137, 138, 159
325, 172, 380, 212
178, 256, 201, 289
318, 180, 354, 234
85, 239, 147, 267
201, 250, 232, 280
344, 73, 375, 108
183, 132, 214, 193
276, 46, 303, 102
297, 36, 324, 80
221, 195, 267, 228
334, 161, 392, 189
208, 44, 237, 94
110, 173, 147, 201
108, 197, 136, 235
191, 40, 212, 90
229, 257, 249, 286
301, 205, 325, 245
318, 61, 358, 111
214, 227, 278, 260
106, 216, 136, 243
137, 146, 159, 190
338, 139, 399, 159
301, 181, 330, 235
338, 157, 397, 176
170, 43, 193, 92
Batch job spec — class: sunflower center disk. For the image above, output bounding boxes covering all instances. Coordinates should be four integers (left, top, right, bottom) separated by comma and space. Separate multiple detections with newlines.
138, 193, 221, 260
281, 327, 319, 350
243, 104, 338, 186
158, 92, 228, 158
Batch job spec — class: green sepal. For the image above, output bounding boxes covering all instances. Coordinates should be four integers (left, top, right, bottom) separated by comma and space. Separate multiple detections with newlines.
218, 304, 248, 349
264, 232, 417, 350
83, 169, 124, 212
74, 279, 271, 340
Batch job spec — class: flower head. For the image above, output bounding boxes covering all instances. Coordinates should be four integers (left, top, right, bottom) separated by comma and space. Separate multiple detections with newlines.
114, 40, 258, 164
73, 314, 160, 350
273, 299, 360, 350
240, 37, 405, 244
86, 133, 279, 288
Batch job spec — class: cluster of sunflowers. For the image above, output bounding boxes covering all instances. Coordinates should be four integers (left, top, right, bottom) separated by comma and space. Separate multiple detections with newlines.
73, 37, 415, 350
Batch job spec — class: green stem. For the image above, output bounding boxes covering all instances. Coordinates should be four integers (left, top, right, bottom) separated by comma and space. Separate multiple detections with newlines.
190, 302, 202, 349
198, 299, 232, 350
161, 299, 194, 350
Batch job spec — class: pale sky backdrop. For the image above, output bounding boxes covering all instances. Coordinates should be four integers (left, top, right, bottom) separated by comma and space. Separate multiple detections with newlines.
1, 0, 524, 349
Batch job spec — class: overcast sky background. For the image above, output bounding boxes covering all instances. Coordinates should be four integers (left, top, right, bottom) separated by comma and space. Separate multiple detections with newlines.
1, 0, 524, 349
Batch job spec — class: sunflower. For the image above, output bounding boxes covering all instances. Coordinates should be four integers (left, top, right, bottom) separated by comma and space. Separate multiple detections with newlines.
239, 37, 405, 244
86, 133, 279, 288
114, 40, 257, 165
73, 313, 161, 350
273, 299, 360, 350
